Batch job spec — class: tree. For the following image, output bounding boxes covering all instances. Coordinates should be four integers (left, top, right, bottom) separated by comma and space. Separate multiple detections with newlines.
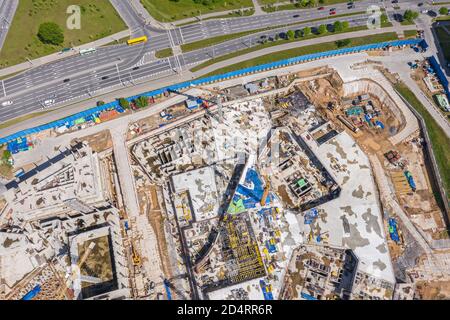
333, 21, 343, 32
2, 150, 11, 161
37, 22, 64, 45
439, 7, 449, 15
274, 33, 280, 41
135, 96, 149, 109
380, 13, 388, 25
295, 29, 303, 38
336, 39, 351, 48
287, 30, 295, 40
303, 26, 312, 36
342, 21, 350, 30
97, 101, 105, 106
118, 98, 130, 109
318, 24, 327, 34
403, 10, 419, 22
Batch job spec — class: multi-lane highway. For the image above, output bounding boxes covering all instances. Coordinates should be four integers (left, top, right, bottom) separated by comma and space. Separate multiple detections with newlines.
0, 0, 432, 123
0, 0, 18, 51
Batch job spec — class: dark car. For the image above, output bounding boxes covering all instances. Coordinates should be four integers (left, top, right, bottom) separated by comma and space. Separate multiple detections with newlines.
428, 10, 437, 17
132, 66, 140, 70
63, 78, 70, 83
293, 14, 300, 18
101, 76, 109, 80
392, 0, 398, 3
418, 2, 423, 6
330, 7, 336, 11
347, 2, 353, 5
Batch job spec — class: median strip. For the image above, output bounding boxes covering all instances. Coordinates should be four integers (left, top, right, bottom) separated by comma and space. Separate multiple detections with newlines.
191, 26, 394, 73
180, 11, 366, 52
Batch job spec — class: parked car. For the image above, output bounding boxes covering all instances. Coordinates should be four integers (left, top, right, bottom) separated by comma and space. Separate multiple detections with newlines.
318, 6, 325, 10
293, 14, 300, 18
330, 10, 337, 15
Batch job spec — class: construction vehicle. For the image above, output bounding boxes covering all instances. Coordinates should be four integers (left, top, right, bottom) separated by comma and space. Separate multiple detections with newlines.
261, 176, 271, 206
131, 242, 142, 266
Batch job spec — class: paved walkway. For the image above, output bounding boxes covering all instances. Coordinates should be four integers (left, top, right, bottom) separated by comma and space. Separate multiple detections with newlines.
252, 0, 265, 15
0, 29, 130, 78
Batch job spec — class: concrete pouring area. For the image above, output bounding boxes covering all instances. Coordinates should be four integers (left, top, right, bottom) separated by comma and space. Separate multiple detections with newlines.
0, 43, 449, 300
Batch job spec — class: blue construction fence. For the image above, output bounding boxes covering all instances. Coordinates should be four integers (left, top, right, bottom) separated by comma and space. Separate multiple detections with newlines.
428, 55, 450, 102
0, 38, 426, 146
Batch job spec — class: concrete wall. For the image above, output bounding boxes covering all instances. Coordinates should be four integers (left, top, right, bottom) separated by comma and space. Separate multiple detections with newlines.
342, 78, 419, 145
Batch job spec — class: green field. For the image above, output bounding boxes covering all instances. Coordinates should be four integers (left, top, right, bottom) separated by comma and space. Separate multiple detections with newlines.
196, 32, 398, 76
181, 11, 365, 52
0, 0, 127, 68
403, 29, 418, 38
434, 26, 450, 61
140, 0, 253, 22
191, 27, 395, 72
176, 8, 255, 26
395, 83, 450, 203
261, 0, 356, 11
155, 48, 173, 58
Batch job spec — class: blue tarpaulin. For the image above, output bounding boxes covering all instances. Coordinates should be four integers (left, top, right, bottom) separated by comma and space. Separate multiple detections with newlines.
0, 38, 425, 146
428, 55, 450, 102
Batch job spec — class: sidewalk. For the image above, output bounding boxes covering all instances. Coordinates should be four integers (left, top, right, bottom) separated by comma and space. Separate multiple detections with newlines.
0, 29, 130, 79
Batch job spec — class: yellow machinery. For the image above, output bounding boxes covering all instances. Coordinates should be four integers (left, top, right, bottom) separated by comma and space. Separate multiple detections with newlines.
131, 242, 142, 266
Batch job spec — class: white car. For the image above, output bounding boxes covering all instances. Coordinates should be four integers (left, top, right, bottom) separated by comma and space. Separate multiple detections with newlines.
43, 99, 55, 106
1, 100, 13, 107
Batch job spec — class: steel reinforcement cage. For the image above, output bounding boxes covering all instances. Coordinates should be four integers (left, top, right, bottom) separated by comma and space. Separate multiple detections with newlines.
0, 38, 425, 145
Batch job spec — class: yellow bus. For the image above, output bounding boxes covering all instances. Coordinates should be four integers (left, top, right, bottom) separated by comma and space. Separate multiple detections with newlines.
127, 36, 148, 46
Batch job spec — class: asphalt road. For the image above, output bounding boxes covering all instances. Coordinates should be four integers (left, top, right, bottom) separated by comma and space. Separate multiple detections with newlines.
0, 0, 430, 123
0, 0, 18, 51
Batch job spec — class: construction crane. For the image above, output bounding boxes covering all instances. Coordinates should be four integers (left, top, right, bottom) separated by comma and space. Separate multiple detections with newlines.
261, 175, 271, 206
57, 242, 97, 299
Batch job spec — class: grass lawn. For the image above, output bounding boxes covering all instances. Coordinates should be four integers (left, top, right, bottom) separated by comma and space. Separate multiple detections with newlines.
435, 15, 450, 21
196, 32, 398, 76
403, 29, 418, 39
400, 20, 415, 25
0, 0, 127, 68
395, 82, 450, 203
181, 11, 365, 52
191, 27, 395, 72
140, 0, 253, 22
0, 110, 51, 130
176, 8, 255, 26
261, 0, 356, 12
155, 48, 173, 58
434, 26, 450, 61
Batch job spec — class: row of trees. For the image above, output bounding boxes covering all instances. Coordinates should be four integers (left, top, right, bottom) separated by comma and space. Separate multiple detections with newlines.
262, 20, 351, 42
118, 96, 149, 110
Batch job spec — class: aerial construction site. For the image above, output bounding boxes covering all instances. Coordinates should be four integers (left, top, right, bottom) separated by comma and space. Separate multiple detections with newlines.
0, 41, 449, 301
